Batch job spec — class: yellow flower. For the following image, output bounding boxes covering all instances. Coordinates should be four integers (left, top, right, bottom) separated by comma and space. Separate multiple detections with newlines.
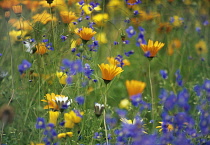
168, 39, 181, 55
119, 99, 131, 110
92, 13, 109, 26
64, 110, 84, 128
56, 72, 67, 85
60, 11, 78, 24
12, 5, 22, 15
57, 132, 73, 138
9, 30, 28, 43
79, 4, 101, 15
36, 43, 48, 55
9, 18, 33, 30
195, 40, 207, 55
170, 16, 183, 27
107, 57, 130, 67
32, 10, 57, 24
41, 93, 71, 110
156, 122, 174, 132
39, 0, 66, 8
98, 63, 123, 84
126, 80, 146, 97
75, 27, 97, 41
49, 111, 60, 125
96, 32, 108, 44
140, 39, 165, 58
30, 142, 45, 145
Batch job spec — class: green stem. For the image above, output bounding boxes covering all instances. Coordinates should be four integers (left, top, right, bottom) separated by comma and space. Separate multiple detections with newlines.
104, 84, 108, 145
148, 61, 155, 130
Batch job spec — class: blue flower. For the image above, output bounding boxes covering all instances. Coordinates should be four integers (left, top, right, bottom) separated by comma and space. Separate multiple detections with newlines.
160, 70, 168, 79
124, 50, 134, 57
175, 70, 183, 87
194, 85, 202, 96
36, 117, 46, 129
18, 60, 31, 74
46, 43, 54, 50
126, 26, 136, 38
84, 63, 94, 79
202, 79, 210, 92
133, 10, 139, 15
130, 94, 142, 107
60, 35, 68, 41
126, 0, 141, 5
75, 96, 85, 105
70, 59, 83, 75
144, 51, 151, 58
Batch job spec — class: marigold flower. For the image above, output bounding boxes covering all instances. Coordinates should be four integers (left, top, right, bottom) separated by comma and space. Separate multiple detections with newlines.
74, 27, 97, 41
126, 80, 146, 97
36, 43, 48, 55
98, 63, 123, 84
140, 39, 165, 58
60, 11, 78, 24
49, 111, 60, 125
32, 10, 57, 24
12, 5, 22, 16
0, 0, 20, 11
195, 40, 207, 55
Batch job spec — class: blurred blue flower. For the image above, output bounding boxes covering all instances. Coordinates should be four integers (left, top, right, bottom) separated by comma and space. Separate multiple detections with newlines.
126, 26, 136, 38
130, 94, 142, 107
160, 70, 168, 79
18, 60, 31, 74
75, 96, 85, 105
36, 117, 46, 129
124, 50, 134, 57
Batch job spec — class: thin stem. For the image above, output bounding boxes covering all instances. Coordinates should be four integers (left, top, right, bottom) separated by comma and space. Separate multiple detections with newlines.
148, 61, 155, 130
104, 84, 108, 145
6, 20, 14, 106
0, 122, 5, 144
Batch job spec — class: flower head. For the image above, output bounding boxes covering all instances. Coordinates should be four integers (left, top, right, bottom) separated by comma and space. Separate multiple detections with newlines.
75, 27, 96, 41
49, 111, 60, 125
94, 103, 105, 117
41, 93, 72, 110
126, 80, 146, 97
140, 39, 165, 58
36, 43, 48, 55
98, 63, 123, 84
195, 40, 207, 55
60, 11, 78, 24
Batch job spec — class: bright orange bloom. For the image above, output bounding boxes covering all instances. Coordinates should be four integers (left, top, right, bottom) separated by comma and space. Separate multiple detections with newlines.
75, 27, 97, 41
140, 39, 165, 57
36, 43, 48, 55
126, 80, 146, 97
60, 11, 78, 24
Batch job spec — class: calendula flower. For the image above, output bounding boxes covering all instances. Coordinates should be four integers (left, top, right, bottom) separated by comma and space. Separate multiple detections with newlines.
49, 111, 60, 125
32, 10, 57, 24
126, 80, 146, 97
74, 27, 97, 41
195, 40, 207, 55
140, 39, 165, 58
12, 5, 22, 16
41, 93, 72, 110
98, 63, 123, 84
60, 11, 78, 24
36, 43, 48, 55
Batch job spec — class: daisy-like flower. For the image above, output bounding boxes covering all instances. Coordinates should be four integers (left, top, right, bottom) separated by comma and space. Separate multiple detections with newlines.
41, 93, 72, 111
74, 27, 97, 42
59, 11, 78, 24
195, 40, 207, 55
98, 63, 123, 84
140, 39, 165, 58
36, 43, 48, 55
126, 80, 146, 97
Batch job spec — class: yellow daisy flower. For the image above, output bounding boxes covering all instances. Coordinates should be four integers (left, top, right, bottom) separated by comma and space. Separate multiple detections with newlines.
59, 11, 78, 24
195, 40, 207, 55
98, 63, 123, 84
140, 39, 165, 58
74, 27, 97, 41
126, 80, 146, 97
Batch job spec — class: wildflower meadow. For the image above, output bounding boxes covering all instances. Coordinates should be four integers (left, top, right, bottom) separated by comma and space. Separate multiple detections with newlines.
0, 0, 210, 144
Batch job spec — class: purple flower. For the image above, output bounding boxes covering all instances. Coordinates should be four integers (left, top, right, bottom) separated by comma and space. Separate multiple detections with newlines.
36, 117, 46, 129
126, 0, 141, 5
130, 94, 142, 107
75, 96, 85, 105
124, 50, 134, 57
70, 59, 83, 75
18, 60, 31, 74
84, 63, 94, 79
126, 26, 136, 38
60, 35, 68, 41
133, 10, 139, 15
175, 70, 183, 87
46, 43, 54, 50
160, 70, 168, 79
144, 51, 151, 58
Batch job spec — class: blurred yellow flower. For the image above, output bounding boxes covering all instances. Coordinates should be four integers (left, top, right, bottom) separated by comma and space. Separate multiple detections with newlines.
64, 110, 84, 128
96, 32, 108, 44
56, 72, 67, 84
32, 10, 57, 24
9, 30, 28, 43
39, 0, 66, 8
107, 0, 123, 10
75, 27, 97, 41
107, 57, 130, 67
57, 132, 73, 138
49, 111, 60, 125
140, 39, 165, 58
126, 80, 146, 97
98, 63, 123, 84
168, 39, 181, 55
119, 99, 131, 110
195, 40, 207, 55
36, 43, 48, 55
92, 13, 109, 26
9, 18, 33, 30
80, 4, 101, 15
170, 16, 183, 27
156, 122, 174, 132
60, 11, 78, 24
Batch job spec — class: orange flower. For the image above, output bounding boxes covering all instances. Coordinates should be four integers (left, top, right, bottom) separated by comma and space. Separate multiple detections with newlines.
60, 11, 78, 24
32, 10, 57, 24
140, 39, 165, 58
75, 27, 97, 41
12, 5, 22, 15
0, 0, 20, 10
126, 80, 146, 97
36, 43, 48, 55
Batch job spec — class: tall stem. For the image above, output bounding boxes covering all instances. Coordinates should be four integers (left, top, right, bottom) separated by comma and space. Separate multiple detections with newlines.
148, 61, 155, 130
104, 84, 108, 145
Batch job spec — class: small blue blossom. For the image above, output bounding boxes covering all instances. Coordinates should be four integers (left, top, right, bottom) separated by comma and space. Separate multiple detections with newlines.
60, 35, 68, 41
126, 26, 136, 38
75, 96, 85, 105
46, 43, 54, 50
133, 10, 139, 15
18, 60, 32, 74
160, 70, 168, 79
124, 50, 134, 57
144, 51, 151, 58
36, 117, 46, 129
